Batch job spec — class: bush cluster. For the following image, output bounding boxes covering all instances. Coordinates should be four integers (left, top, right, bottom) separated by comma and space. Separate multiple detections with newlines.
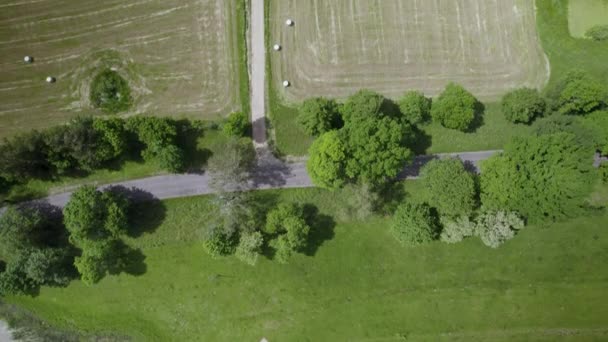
586, 25, 608, 41
90, 69, 132, 114
0, 116, 191, 188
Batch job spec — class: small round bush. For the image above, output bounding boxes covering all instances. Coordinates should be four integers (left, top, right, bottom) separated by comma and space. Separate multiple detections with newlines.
502, 88, 546, 124
398, 91, 432, 125
586, 25, 608, 41
223, 112, 249, 137
553, 72, 607, 115
90, 69, 132, 114
431, 83, 477, 131
391, 202, 439, 245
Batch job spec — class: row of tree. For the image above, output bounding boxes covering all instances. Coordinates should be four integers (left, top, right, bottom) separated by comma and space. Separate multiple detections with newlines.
0, 116, 195, 189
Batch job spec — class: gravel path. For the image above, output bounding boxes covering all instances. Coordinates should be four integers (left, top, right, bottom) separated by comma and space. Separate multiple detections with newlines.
250, 0, 267, 147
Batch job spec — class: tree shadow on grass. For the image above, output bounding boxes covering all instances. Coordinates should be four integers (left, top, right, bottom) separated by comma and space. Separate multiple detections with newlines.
104, 185, 167, 238
108, 240, 147, 277
302, 204, 336, 256
409, 126, 433, 155
175, 119, 213, 173
466, 101, 486, 133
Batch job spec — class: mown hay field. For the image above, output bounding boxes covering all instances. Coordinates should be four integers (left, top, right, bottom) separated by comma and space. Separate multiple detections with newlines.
0, 0, 241, 138
270, 0, 550, 102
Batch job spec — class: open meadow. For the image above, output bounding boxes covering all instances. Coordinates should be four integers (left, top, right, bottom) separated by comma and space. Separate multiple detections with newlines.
568, 0, 608, 37
6, 183, 608, 341
269, 0, 549, 103
0, 0, 242, 138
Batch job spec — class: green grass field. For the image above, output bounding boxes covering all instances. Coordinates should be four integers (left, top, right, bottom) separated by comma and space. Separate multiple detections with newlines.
0, 0, 243, 139
568, 0, 608, 37
268, 0, 608, 157
5, 182, 608, 341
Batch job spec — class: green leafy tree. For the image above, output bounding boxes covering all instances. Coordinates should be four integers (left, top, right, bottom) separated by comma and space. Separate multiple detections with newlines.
582, 111, 608, 153
551, 71, 607, 115
0, 131, 48, 182
235, 231, 264, 266
501, 88, 546, 124
223, 112, 250, 137
585, 25, 608, 41
265, 203, 311, 263
475, 211, 524, 248
307, 131, 347, 190
343, 116, 413, 185
421, 158, 476, 217
63, 186, 130, 285
398, 91, 432, 125
440, 216, 475, 244
0, 207, 44, 260
480, 133, 595, 223
431, 83, 478, 131
297, 97, 342, 136
391, 202, 439, 245
25, 248, 72, 286
93, 117, 128, 161
340, 90, 385, 122
126, 116, 185, 172
202, 225, 238, 259
0, 254, 35, 295
90, 69, 132, 114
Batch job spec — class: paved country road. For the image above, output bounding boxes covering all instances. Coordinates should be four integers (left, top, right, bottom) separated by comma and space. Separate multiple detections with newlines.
250, 0, 267, 147
34, 151, 502, 208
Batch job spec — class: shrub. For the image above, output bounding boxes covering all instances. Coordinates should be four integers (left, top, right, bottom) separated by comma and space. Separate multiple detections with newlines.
391, 202, 439, 245
307, 131, 347, 190
480, 133, 596, 223
420, 158, 477, 217
89, 69, 132, 114
223, 112, 249, 137
475, 211, 524, 248
235, 232, 264, 266
583, 111, 608, 154
265, 203, 310, 262
202, 227, 237, 258
550, 71, 607, 115
431, 83, 478, 131
340, 90, 386, 122
501, 88, 546, 124
126, 116, 185, 172
398, 91, 432, 125
297, 97, 342, 136
585, 25, 608, 41
440, 216, 475, 244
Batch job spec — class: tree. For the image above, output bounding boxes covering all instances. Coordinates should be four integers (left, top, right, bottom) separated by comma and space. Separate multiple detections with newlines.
307, 131, 347, 190
89, 69, 132, 114
480, 133, 595, 223
235, 232, 264, 266
501, 88, 546, 124
0, 254, 35, 295
420, 158, 476, 217
398, 91, 432, 125
297, 97, 342, 136
585, 25, 608, 41
126, 116, 185, 172
431, 83, 478, 131
63, 186, 130, 284
0, 131, 48, 182
391, 202, 439, 245
340, 90, 386, 122
93, 117, 128, 161
440, 216, 475, 244
343, 116, 413, 185
24, 248, 72, 286
0, 207, 45, 260
582, 111, 608, 154
264, 203, 310, 263
551, 71, 607, 115
223, 112, 249, 137
475, 211, 524, 248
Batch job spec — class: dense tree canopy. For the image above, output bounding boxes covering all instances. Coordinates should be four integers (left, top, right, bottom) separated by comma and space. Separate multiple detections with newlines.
421, 158, 477, 217
431, 83, 478, 131
63, 186, 130, 285
297, 97, 342, 136
0, 131, 49, 182
223, 112, 249, 137
306, 131, 347, 190
391, 202, 439, 245
551, 71, 607, 115
501, 88, 546, 124
126, 116, 185, 172
340, 90, 386, 122
480, 133, 595, 223
398, 90, 432, 125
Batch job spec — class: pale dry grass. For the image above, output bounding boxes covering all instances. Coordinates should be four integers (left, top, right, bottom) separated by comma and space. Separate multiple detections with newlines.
270, 0, 549, 102
0, 0, 241, 138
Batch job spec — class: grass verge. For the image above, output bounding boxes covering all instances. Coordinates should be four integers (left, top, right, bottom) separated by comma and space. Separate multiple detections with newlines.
5, 182, 608, 341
